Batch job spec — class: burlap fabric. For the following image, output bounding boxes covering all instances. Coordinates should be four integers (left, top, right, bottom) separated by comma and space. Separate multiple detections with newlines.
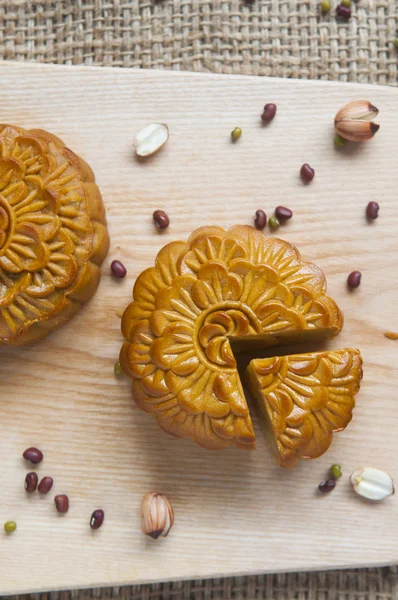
4, 568, 398, 600
2, 1, 398, 599
0, 0, 397, 85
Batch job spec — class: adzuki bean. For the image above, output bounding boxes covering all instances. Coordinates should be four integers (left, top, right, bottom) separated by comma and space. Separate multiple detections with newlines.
300, 163, 315, 183
25, 472, 38, 493
275, 206, 293, 221
254, 210, 267, 230
336, 4, 351, 18
153, 210, 170, 230
38, 477, 54, 495
347, 271, 361, 289
318, 480, 336, 493
54, 495, 69, 514
366, 201, 379, 220
23, 447, 43, 465
90, 509, 105, 530
261, 103, 277, 124
111, 260, 127, 278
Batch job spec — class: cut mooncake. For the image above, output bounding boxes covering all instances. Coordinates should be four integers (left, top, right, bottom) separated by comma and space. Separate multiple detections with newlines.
0, 125, 109, 345
246, 349, 363, 468
120, 225, 345, 452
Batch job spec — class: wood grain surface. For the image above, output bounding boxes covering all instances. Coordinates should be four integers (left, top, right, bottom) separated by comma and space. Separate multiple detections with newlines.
0, 62, 397, 595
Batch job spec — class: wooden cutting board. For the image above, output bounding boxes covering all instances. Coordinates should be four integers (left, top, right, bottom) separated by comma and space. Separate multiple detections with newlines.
0, 61, 397, 595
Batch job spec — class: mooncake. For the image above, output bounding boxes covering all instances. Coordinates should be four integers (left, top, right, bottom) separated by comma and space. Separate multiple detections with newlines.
0, 125, 109, 345
246, 349, 362, 468
120, 225, 345, 451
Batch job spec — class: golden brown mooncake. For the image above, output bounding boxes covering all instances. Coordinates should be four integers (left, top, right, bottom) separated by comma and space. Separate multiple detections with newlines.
246, 349, 363, 468
120, 225, 344, 451
0, 125, 109, 346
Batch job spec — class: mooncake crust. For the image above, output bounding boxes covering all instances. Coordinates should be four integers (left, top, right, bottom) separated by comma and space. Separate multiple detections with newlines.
120, 225, 344, 450
247, 349, 363, 467
0, 125, 109, 345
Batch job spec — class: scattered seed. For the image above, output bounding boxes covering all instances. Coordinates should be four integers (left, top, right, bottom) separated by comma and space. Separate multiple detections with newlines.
141, 492, 175, 539
54, 495, 69, 514
111, 260, 127, 279
321, 0, 331, 13
4, 521, 17, 533
384, 332, 398, 340
347, 271, 361, 289
300, 163, 315, 183
261, 103, 277, 124
231, 127, 242, 142
90, 509, 105, 530
268, 215, 280, 231
23, 447, 43, 465
153, 210, 170, 230
254, 209, 267, 230
114, 361, 123, 376
331, 464, 343, 479
318, 479, 336, 493
135, 123, 169, 158
335, 101, 379, 142
275, 206, 293, 221
350, 467, 395, 501
366, 201, 379, 220
336, 4, 351, 18
38, 476, 54, 495
340, 0, 351, 6
25, 472, 38, 493
334, 134, 346, 148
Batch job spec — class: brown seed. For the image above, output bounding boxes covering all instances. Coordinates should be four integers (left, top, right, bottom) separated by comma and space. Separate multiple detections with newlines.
90, 509, 105, 530
54, 495, 69, 514
111, 260, 127, 278
300, 163, 315, 183
347, 271, 361, 289
153, 210, 170, 230
336, 4, 351, 18
23, 447, 43, 465
366, 201, 379, 220
254, 209, 267, 230
25, 472, 38, 493
318, 479, 336, 493
275, 206, 293, 221
261, 103, 277, 124
38, 477, 54, 495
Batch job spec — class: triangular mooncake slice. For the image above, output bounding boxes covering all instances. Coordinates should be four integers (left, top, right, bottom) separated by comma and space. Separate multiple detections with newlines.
246, 349, 362, 467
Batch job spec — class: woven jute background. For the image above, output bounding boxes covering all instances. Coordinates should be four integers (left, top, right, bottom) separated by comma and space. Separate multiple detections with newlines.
4, 568, 398, 600
2, 1, 398, 599
0, 0, 397, 84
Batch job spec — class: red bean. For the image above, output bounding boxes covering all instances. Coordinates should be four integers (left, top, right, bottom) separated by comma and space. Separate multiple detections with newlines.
366, 201, 379, 220
55, 495, 69, 514
25, 472, 38, 493
38, 477, 54, 495
261, 103, 277, 124
300, 164, 315, 183
23, 447, 43, 465
347, 271, 361, 289
318, 480, 336, 493
275, 206, 293, 221
111, 260, 127, 278
336, 5, 351, 19
153, 210, 170, 230
254, 210, 267, 230
90, 509, 105, 530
